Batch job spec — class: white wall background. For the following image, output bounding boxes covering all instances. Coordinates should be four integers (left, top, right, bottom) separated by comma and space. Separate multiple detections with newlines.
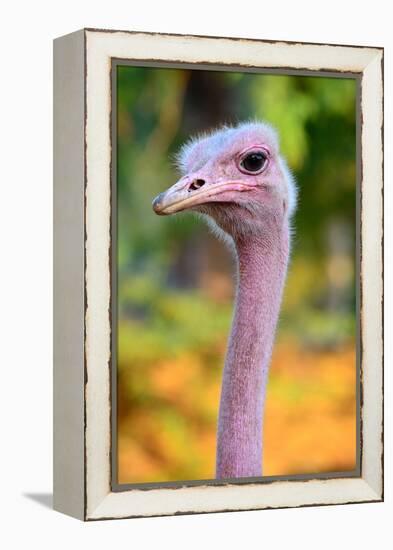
0, 1, 391, 548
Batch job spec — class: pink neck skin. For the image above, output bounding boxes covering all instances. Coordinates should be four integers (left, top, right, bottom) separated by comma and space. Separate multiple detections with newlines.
216, 218, 290, 479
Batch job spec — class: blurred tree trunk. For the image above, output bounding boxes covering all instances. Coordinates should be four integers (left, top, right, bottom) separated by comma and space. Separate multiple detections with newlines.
170, 70, 236, 297
325, 219, 354, 312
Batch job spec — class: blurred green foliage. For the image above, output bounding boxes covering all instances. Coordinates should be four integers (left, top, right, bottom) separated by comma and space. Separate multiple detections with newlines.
119, 275, 231, 362
116, 66, 357, 482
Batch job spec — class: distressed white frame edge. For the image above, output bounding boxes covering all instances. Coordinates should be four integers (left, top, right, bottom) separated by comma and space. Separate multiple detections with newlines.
54, 29, 85, 520
54, 28, 383, 521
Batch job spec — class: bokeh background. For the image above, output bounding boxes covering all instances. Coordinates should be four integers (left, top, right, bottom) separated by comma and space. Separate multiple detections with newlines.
116, 65, 357, 484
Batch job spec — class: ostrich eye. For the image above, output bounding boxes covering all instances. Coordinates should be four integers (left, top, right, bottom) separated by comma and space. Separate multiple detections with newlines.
240, 152, 267, 173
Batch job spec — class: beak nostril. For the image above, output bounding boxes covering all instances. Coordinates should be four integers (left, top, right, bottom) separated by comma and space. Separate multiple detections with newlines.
189, 178, 206, 192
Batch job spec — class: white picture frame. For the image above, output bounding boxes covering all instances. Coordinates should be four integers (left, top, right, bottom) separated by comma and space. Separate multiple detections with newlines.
53, 28, 383, 521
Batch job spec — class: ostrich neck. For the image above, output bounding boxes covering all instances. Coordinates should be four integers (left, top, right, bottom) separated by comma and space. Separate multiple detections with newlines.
216, 220, 290, 479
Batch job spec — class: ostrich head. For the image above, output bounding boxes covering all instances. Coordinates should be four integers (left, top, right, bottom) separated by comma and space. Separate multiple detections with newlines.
152, 122, 296, 241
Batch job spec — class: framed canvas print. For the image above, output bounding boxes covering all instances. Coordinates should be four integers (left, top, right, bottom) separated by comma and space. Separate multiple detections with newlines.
53, 28, 384, 520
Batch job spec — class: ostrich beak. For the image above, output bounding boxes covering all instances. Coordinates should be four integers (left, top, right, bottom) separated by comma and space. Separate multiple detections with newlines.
152, 175, 252, 215
152, 176, 189, 215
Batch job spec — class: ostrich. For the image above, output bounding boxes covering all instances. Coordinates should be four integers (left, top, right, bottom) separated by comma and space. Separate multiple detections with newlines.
152, 122, 297, 479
